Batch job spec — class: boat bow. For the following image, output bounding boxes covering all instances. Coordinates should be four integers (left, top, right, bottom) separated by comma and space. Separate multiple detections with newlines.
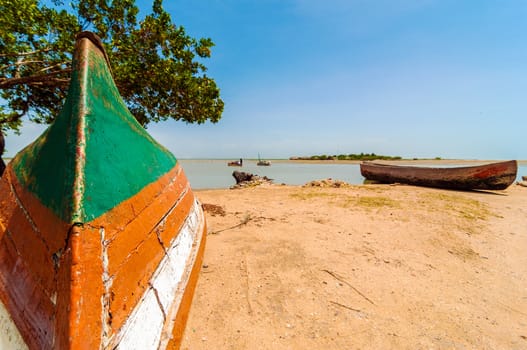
0, 32, 206, 349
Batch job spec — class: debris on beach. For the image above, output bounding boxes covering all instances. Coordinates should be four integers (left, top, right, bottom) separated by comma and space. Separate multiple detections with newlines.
517, 175, 527, 187
231, 170, 273, 189
202, 203, 227, 216
303, 178, 352, 188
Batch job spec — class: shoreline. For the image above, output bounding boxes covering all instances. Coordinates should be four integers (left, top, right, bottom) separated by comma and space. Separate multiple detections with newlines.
183, 159, 525, 190
178, 158, 527, 166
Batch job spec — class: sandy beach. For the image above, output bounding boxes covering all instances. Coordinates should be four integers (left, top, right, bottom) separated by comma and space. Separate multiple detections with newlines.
181, 182, 526, 349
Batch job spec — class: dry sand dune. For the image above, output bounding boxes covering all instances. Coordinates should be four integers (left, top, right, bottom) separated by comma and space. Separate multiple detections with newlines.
182, 183, 527, 349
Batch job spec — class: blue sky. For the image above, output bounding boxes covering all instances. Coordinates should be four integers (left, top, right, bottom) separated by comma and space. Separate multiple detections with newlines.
5, 0, 527, 159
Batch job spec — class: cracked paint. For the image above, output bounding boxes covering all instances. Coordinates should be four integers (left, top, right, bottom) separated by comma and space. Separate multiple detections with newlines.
100, 227, 113, 349
113, 200, 205, 349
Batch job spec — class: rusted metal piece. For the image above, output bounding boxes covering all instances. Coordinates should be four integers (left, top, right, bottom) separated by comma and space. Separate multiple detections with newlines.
360, 160, 518, 190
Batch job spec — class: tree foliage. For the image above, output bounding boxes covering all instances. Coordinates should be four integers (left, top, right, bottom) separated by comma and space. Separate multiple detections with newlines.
0, 0, 224, 133
291, 153, 403, 161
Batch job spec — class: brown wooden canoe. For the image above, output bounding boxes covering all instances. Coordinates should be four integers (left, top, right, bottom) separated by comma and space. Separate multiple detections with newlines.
360, 160, 517, 190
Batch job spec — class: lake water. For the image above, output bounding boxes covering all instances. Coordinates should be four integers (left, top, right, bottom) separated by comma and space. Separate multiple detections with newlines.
179, 159, 527, 189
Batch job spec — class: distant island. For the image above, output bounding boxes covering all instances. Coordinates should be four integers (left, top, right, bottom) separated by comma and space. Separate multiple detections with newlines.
290, 153, 403, 161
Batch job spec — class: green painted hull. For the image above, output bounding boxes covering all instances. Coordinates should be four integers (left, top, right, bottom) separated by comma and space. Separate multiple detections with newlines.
10, 33, 177, 223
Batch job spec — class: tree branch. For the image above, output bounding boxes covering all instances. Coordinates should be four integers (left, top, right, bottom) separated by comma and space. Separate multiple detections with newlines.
0, 60, 47, 70
322, 269, 376, 305
0, 48, 52, 58
0, 69, 72, 89
37, 62, 70, 73
1, 113, 23, 124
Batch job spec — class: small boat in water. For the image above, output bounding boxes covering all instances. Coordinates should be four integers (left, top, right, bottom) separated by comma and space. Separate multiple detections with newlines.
228, 159, 243, 166
257, 153, 271, 166
257, 160, 271, 166
360, 160, 517, 190
0, 32, 206, 349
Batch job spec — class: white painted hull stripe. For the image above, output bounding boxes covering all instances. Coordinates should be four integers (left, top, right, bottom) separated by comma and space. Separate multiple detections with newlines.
0, 298, 28, 350
114, 199, 204, 349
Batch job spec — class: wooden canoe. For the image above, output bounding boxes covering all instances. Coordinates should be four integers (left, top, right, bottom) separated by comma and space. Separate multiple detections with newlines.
360, 160, 517, 190
0, 32, 206, 349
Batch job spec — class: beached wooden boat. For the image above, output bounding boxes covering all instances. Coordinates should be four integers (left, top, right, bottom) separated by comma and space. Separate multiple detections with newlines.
0, 32, 206, 349
360, 160, 517, 190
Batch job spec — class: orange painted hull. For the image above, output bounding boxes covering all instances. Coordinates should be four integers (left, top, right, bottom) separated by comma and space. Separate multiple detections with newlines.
0, 163, 205, 349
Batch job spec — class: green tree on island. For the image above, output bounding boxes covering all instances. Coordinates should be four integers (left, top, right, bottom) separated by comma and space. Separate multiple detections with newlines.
0, 0, 224, 133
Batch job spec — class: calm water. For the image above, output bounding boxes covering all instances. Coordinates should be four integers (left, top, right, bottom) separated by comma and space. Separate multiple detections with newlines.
178, 159, 527, 189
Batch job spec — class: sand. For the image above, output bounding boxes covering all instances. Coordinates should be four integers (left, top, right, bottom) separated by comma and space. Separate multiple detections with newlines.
181, 183, 526, 349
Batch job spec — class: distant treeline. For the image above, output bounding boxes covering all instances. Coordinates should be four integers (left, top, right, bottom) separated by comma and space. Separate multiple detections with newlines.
290, 153, 403, 161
